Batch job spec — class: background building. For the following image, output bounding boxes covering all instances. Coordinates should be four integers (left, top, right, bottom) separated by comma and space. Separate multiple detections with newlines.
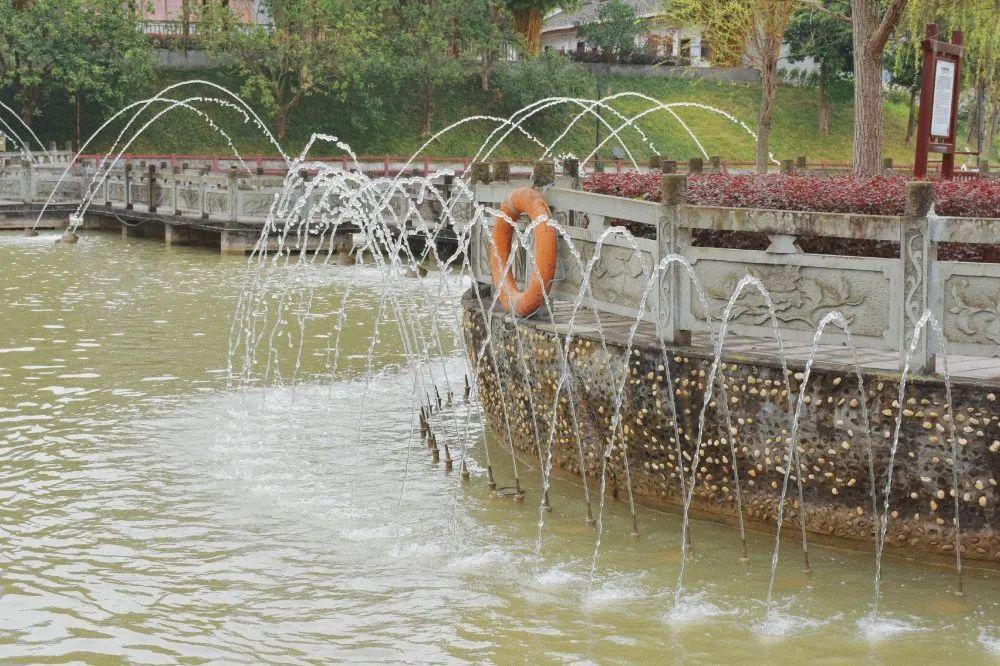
540, 0, 708, 66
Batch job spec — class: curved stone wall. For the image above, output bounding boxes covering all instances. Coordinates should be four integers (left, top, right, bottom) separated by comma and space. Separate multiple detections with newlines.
463, 291, 1000, 567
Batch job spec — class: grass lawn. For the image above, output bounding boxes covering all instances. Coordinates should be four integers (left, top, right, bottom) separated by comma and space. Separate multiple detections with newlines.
46, 67, 995, 168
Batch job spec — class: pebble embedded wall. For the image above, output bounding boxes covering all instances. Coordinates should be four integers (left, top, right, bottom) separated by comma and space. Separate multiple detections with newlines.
463, 294, 1000, 565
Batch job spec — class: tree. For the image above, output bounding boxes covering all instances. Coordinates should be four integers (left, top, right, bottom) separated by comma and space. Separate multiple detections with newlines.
504, 0, 577, 55
388, 0, 466, 137
578, 0, 640, 63
784, 0, 852, 135
667, 0, 797, 173
849, 0, 908, 176
0, 0, 152, 142
464, 2, 519, 92
197, 0, 376, 140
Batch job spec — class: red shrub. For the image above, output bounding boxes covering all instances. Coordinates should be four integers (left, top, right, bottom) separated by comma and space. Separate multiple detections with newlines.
582, 173, 1000, 219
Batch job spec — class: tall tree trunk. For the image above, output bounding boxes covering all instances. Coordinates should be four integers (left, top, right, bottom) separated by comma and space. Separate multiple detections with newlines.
817, 60, 830, 136
17, 81, 37, 126
481, 51, 491, 92
974, 79, 986, 155
421, 92, 433, 136
985, 100, 1000, 162
275, 107, 288, 140
756, 50, 779, 174
965, 74, 981, 145
512, 7, 543, 55
905, 87, 917, 145
851, 0, 884, 177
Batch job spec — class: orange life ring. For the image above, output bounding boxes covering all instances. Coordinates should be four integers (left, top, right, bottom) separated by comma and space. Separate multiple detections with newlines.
490, 187, 558, 317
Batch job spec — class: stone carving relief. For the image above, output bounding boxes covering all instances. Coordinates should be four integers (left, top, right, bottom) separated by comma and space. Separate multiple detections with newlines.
946, 278, 1000, 345
206, 192, 229, 214
903, 225, 926, 331
108, 183, 125, 202
554, 241, 650, 309
130, 184, 147, 204
179, 188, 200, 210
35, 181, 81, 200
701, 263, 883, 335
241, 193, 272, 216
0, 179, 20, 196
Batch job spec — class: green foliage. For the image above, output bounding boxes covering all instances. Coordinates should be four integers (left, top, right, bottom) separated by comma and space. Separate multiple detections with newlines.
885, 42, 921, 93
386, 0, 467, 136
0, 0, 153, 124
904, 0, 1000, 80
196, 0, 377, 138
493, 51, 594, 115
578, 0, 640, 63
784, 0, 852, 75
664, 0, 752, 66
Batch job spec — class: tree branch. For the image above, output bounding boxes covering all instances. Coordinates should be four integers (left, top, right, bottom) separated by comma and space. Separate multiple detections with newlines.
869, 0, 908, 55
795, 0, 851, 25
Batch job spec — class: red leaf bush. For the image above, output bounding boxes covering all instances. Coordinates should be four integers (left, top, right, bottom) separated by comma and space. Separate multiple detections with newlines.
582, 172, 1000, 260
583, 173, 1000, 218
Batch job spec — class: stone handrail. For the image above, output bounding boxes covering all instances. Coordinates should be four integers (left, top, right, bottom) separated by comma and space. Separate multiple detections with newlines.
470, 162, 1000, 374
0, 157, 443, 232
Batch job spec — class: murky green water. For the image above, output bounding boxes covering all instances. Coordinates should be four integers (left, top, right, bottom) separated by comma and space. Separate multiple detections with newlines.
2, 228, 999, 663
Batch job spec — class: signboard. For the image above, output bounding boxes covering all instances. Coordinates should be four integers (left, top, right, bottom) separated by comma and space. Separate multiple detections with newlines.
930, 60, 955, 136
913, 24, 964, 179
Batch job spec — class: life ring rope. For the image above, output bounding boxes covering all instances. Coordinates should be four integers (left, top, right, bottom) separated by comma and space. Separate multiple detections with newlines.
489, 187, 558, 317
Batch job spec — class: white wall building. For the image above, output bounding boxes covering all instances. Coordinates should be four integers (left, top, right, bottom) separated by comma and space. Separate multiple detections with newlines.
540, 0, 709, 66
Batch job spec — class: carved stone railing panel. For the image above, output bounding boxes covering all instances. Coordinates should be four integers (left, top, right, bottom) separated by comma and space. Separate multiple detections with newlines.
680, 249, 899, 348
548, 227, 657, 322
935, 262, 1000, 357
205, 191, 230, 216
33, 178, 82, 202
107, 181, 126, 205
0, 177, 23, 199
177, 187, 201, 214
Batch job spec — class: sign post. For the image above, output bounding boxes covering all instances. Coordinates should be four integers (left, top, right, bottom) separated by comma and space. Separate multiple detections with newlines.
914, 23, 964, 179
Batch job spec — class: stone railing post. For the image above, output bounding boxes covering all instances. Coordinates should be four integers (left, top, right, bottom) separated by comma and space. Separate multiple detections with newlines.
491, 160, 510, 183
795, 155, 807, 172
900, 181, 936, 374
978, 159, 990, 175
199, 169, 209, 219
780, 159, 794, 175
648, 155, 661, 171
20, 158, 32, 203
124, 163, 133, 210
147, 164, 157, 213
532, 159, 555, 188
882, 157, 894, 175
657, 173, 690, 345
562, 157, 580, 189
687, 157, 703, 174
661, 160, 677, 174
709, 155, 722, 173
469, 161, 491, 186
227, 170, 239, 223
468, 162, 491, 287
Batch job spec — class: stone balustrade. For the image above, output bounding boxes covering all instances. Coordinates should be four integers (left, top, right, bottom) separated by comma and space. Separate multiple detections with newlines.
470, 161, 1000, 375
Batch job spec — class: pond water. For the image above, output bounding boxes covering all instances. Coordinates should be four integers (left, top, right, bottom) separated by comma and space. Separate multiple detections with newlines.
1, 228, 999, 663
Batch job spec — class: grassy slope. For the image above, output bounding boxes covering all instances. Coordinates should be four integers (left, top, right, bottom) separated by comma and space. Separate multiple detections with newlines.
86, 68, 984, 167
